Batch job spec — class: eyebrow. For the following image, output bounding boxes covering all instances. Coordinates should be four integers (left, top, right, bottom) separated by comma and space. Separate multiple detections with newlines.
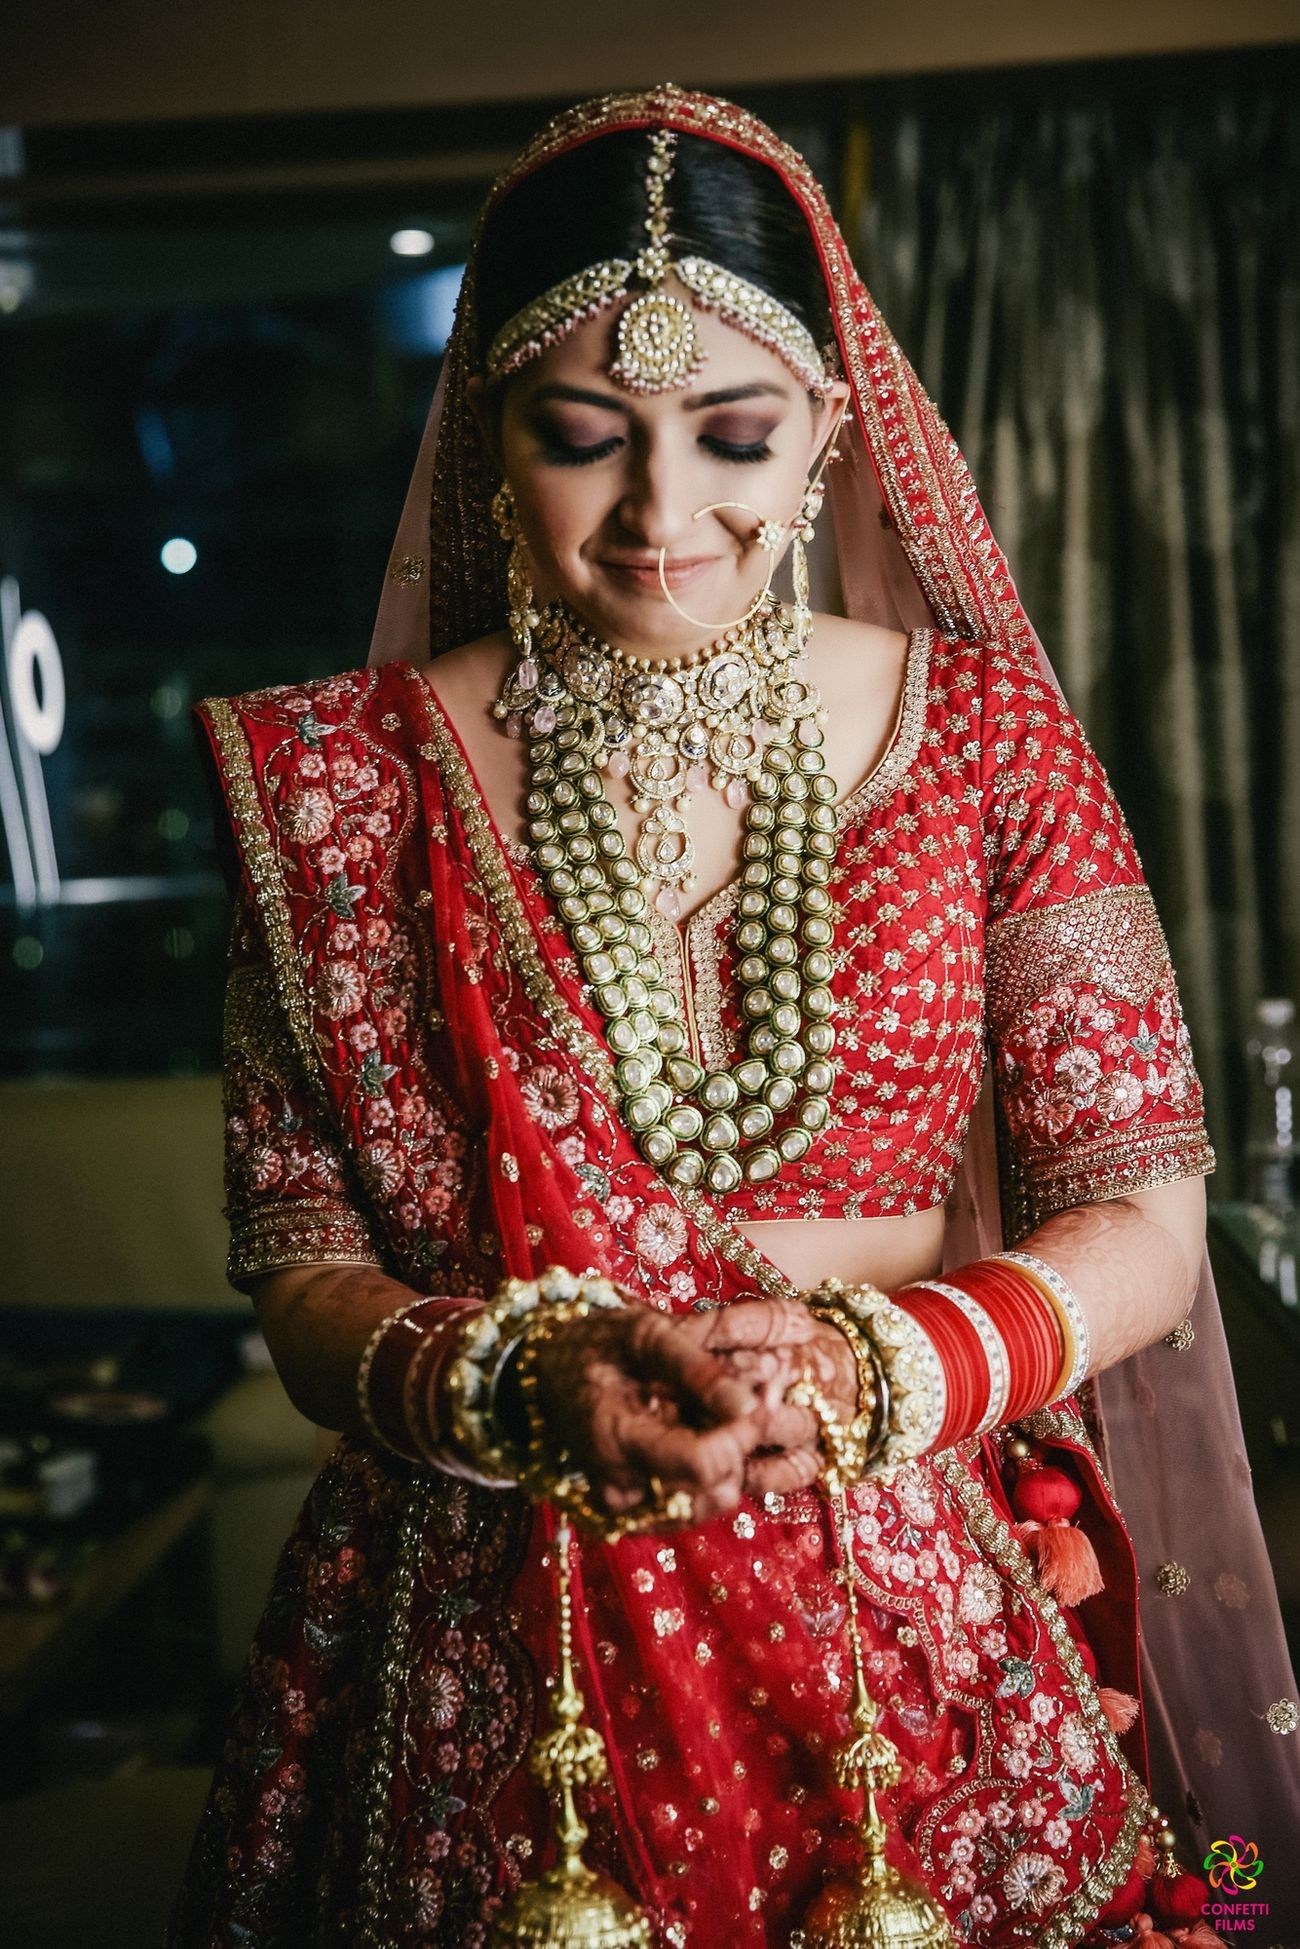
526, 380, 791, 414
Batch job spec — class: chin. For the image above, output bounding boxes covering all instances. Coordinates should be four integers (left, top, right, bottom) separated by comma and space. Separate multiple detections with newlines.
568, 578, 753, 656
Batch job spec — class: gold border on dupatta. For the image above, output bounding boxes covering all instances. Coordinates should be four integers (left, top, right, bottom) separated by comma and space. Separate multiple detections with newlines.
201, 693, 429, 1949
411, 677, 1152, 1943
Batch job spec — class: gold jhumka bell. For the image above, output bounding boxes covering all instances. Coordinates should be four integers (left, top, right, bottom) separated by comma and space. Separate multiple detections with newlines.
799, 1479, 957, 1949
490, 1518, 653, 1949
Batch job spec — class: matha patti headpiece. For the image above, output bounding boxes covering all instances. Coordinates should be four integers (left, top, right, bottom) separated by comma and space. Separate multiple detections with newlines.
484, 128, 828, 394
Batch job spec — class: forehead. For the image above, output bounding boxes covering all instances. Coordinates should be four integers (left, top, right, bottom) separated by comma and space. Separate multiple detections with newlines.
509, 290, 803, 409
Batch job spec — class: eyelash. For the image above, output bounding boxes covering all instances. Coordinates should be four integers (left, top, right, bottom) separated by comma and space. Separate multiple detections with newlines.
542, 435, 774, 469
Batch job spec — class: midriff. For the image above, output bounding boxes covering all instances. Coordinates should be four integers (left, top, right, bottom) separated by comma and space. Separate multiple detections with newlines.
735, 1205, 947, 1293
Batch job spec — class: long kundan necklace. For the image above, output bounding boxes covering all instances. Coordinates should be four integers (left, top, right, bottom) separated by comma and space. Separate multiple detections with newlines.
495, 587, 840, 1196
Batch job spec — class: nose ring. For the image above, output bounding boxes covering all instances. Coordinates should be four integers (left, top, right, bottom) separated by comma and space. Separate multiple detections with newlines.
655, 501, 786, 632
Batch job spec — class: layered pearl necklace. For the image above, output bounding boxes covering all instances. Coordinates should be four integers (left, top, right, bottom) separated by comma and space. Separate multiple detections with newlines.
493, 600, 838, 1192
495, 599, 841, 1195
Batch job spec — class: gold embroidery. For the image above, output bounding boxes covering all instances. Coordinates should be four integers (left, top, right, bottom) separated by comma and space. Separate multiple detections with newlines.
356, 1476, 426, 1948
201, 698, 338, 1118
227, 1197, 382, 1285
223, 959, 301, 1094
1155, 1562, 1191, 1596
985, 883, 1173, 1039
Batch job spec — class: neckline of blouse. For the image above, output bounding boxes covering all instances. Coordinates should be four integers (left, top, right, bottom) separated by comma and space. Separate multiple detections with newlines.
407, 625, 933, 940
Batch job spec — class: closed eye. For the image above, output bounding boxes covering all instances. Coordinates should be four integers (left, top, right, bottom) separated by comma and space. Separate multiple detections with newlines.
540, 433, 775, 468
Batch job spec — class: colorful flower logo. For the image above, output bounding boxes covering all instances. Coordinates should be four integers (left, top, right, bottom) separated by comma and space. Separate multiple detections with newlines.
1203, 1835, 1264, 1891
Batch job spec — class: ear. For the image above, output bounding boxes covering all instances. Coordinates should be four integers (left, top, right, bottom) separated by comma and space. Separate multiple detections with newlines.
807, 378, 851, 470
466, 373, 504, 471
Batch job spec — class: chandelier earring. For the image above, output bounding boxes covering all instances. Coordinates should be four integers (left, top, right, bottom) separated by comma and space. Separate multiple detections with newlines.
788, 395, 849, 652
491, 484, 547, 736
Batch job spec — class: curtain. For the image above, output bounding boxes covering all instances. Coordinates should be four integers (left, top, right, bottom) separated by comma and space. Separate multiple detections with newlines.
830, 80, 1300, 1183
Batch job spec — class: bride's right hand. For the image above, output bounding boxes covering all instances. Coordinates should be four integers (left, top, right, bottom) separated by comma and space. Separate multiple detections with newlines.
516, 1303, 806, 1528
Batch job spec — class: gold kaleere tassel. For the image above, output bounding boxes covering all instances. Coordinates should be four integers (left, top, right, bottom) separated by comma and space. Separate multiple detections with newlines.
491, 1517, 653, 1949
800, 1447, 957, 1947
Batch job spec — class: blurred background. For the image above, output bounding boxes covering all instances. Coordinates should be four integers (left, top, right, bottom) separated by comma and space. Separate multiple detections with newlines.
0, 5, 1298, 1942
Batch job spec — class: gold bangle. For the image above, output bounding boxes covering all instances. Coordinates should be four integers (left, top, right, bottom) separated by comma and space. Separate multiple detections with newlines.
805, 1277, 946, 1471
443, 1265, 626, 1487
804, 1294, 885, 1468
513, 1288, 693, 1540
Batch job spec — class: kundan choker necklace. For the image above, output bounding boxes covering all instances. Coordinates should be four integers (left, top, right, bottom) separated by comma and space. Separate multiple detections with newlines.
498, 595, 824, 916
494, 594, 841, 1196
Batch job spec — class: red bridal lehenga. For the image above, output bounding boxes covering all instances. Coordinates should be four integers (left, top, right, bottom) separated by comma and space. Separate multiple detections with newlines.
168, 87, 1300, 1949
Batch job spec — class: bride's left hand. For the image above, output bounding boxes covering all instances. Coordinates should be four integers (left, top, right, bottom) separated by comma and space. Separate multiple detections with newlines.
689, 1296, 861, 1497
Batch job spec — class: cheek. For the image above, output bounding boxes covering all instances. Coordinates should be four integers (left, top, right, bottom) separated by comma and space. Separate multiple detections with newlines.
510, 471, 607, 570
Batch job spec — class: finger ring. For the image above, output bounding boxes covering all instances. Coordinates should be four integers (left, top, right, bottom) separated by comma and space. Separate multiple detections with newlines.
664, 1489, 695, 1524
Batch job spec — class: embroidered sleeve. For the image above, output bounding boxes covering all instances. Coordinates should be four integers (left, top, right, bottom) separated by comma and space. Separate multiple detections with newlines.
982, 648, 1215, 1233
222, 893, 384, 1292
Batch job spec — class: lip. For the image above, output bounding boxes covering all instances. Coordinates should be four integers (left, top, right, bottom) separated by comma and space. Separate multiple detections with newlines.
599, 555, 719, 591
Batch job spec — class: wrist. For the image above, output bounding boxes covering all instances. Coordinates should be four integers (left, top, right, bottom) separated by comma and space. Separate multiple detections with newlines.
356, 1295, 484, 1463
442, 1264, 629, 1495
804, 1257, 1087, 1470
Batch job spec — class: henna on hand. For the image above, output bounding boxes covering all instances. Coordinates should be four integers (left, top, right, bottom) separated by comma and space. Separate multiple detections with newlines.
528, 1305, 773, 1525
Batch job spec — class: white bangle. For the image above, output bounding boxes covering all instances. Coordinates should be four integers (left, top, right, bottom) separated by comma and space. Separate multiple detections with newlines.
900, 1280, 1012, 1434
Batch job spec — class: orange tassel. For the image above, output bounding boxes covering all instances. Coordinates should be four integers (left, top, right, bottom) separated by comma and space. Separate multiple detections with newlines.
1133, 1832, 1157, 1879
1170, 1928, 1228, 1948
1018, 1517, 1106, 1604
1131, 1917, 1177, 1948
1009, 1456, 1105, 1605
1098, 1684, 1141, 1733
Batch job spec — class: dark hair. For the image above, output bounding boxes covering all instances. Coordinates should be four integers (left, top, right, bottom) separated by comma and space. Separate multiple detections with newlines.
474, 129, 833, 370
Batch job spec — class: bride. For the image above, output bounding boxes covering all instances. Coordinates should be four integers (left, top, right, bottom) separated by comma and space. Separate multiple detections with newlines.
168, 86, 1296, 1948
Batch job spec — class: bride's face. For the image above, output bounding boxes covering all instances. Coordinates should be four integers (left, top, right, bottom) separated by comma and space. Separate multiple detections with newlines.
492, 287, 848, 656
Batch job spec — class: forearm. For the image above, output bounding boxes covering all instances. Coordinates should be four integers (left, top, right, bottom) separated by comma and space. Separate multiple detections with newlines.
250, 1261, 459, 1435
733, 1176, 1210, 1491
1012, 1175, 1205, 1377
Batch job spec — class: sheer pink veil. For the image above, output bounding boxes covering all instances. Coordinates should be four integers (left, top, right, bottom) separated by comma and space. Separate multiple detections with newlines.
365, 88, 1300, 1910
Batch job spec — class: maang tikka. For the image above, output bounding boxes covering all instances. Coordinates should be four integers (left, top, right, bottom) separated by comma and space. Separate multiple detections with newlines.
484, 127, 829, 396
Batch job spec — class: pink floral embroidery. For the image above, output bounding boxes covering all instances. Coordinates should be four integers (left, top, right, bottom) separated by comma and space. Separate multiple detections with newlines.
280, 788, 335, 844
634, 1204, 689, 1268
519, 1063, 581, 1131
317, 960, 365, 1019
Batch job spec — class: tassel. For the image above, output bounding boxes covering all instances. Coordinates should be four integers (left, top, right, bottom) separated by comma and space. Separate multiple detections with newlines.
1131, 1917, 1177, 1948
1133, 1832, 1157, 1879
1018, 1518, 1106, 1604
1007, 1453, 1105, 1605
1098, 1684, 1141, 1733
1151, 1870, 1212, 1927
1169, 1926, 1228, 1948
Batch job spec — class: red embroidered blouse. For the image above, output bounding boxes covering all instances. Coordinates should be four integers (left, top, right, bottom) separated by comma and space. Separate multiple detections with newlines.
216, 630, 1212, 1292
488, 626, 1211, 1228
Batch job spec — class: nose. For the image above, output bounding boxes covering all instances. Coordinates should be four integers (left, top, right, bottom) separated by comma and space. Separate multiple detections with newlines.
613, 435, 703, 554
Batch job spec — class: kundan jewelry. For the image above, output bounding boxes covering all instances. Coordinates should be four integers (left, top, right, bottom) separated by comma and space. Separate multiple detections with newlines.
491, 495, 841, 1197
484, 126, 829, 396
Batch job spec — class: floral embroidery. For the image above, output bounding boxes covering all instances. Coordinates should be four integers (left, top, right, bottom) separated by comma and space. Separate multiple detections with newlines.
519, 1062, 581, 1130
634, 1203, 690, 1268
